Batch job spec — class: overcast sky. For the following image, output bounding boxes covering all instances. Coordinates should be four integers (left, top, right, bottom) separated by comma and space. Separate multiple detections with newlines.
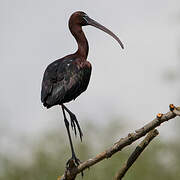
1, 0, 180, 150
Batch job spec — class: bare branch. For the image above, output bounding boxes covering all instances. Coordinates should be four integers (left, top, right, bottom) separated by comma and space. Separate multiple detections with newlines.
114, 129, 159, 180
58, 104, 180, 180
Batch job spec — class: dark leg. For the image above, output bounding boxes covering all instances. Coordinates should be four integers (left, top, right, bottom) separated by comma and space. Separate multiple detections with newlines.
62, 104, 83, 141
61, 105, 80, 167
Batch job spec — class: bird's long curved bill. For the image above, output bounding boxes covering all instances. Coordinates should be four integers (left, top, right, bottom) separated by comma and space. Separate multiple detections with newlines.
86, 17, 124, 49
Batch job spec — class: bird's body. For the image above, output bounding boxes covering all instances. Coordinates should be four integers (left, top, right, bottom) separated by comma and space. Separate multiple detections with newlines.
41, 54, 91, 108
41, 11, 123, 167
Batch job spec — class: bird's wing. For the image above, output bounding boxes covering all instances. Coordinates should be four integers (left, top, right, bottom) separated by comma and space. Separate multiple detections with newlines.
41, 59, 64, 104
41, 58, 84, 107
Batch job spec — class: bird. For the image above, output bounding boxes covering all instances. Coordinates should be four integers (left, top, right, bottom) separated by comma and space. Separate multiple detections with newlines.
41, 11, 124, 167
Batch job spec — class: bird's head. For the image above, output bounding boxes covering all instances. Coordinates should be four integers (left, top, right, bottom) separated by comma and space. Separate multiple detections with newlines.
69, 11, 89, 26
69, 11, 124, 49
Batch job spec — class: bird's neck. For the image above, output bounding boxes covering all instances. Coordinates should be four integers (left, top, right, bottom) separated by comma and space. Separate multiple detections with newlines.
70, 25, 89, 59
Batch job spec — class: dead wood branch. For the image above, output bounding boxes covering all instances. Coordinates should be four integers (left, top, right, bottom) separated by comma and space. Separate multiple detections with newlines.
58, 104, 180, 180
114, 129, 159, 180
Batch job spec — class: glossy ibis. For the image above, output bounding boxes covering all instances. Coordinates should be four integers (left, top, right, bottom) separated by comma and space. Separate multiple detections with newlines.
41, 11, 124, 166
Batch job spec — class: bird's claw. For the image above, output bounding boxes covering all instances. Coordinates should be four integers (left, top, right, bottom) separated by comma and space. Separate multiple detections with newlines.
70, 114, 83, 141
66, 156, 84, 177
70, 117, 77, 136
66, 156, 81, 169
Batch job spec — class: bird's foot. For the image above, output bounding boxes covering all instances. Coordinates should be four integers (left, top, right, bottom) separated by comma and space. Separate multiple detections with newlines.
66, 155, 81, 169
69, 113, 83, 141
62, 105, 83, 141
66, 155, 84, 177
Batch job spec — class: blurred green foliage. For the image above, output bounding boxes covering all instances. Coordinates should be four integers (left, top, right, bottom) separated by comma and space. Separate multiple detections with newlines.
0, 121, 180, 180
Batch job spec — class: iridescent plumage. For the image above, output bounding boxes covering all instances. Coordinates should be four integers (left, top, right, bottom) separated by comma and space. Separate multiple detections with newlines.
41, 11, 123, 167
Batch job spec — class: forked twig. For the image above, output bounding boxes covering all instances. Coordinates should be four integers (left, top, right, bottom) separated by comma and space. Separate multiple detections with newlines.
114, 129, 159, 180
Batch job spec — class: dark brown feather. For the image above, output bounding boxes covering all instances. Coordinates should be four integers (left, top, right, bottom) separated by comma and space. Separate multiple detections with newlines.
41, 55, 91, 108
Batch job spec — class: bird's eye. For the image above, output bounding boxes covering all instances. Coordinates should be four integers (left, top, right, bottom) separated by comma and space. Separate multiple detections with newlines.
83, 16, 88, 23
80, 16, 88, 26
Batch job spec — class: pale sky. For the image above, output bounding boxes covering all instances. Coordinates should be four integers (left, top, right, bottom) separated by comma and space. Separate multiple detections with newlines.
0, 0, 180, 151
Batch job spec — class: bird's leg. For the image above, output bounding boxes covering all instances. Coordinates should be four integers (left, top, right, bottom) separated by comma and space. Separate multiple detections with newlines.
61, 105, 80, 167
62, 104, 83, 141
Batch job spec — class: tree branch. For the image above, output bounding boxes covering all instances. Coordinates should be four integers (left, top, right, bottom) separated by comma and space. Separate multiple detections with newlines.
114, 129, 159, 180
58, 104, 180, 180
